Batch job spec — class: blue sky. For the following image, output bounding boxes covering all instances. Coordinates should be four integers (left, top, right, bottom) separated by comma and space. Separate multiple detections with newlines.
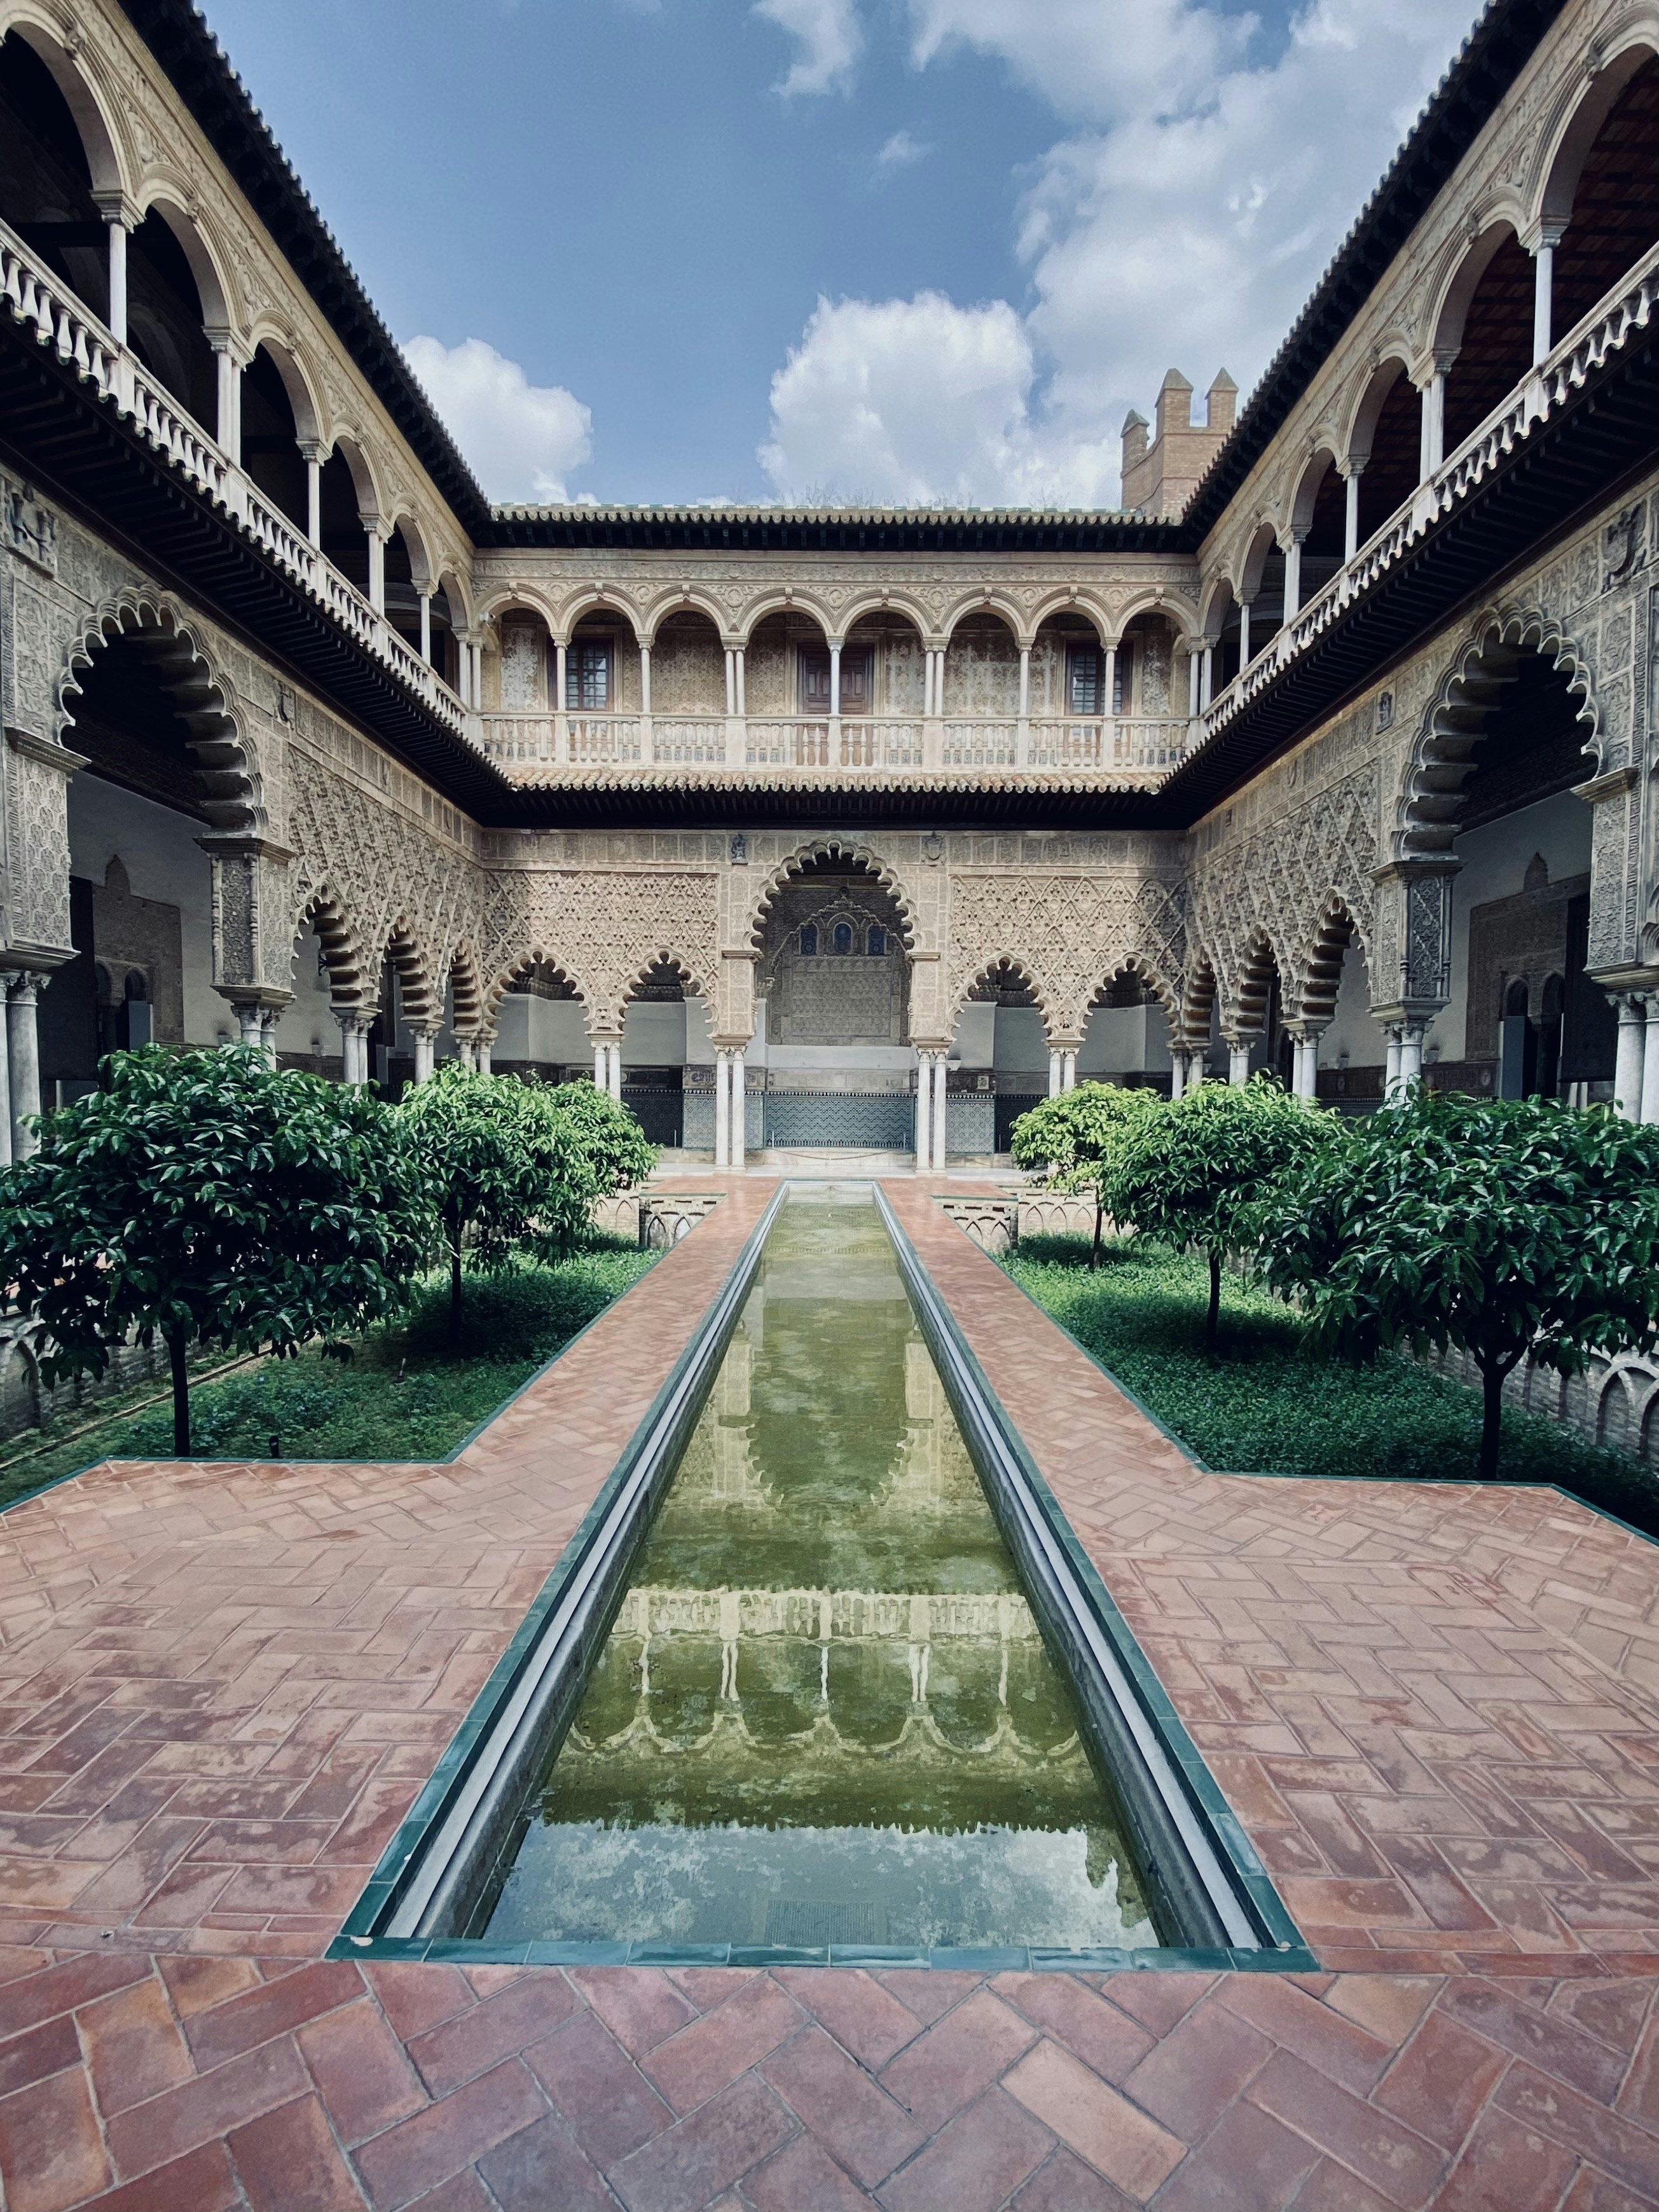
198, 0, 1473, 509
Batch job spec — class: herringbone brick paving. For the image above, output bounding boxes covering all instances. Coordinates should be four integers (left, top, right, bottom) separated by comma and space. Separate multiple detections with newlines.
0, 1176, 1649, 2209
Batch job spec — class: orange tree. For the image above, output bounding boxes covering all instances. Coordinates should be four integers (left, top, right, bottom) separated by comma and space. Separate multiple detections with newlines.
0, 1046, 430, 1456
1260, 1089, 1659, 1482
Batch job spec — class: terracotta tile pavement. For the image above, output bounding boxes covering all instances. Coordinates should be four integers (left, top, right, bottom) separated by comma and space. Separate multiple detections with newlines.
0, 1174, 1648, 2209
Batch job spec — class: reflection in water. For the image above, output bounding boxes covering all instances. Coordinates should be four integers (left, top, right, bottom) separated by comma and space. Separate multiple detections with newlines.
486, 1187, 1158, 1949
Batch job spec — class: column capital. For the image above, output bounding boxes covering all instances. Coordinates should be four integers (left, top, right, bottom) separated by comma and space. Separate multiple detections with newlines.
91, 189, 142, 231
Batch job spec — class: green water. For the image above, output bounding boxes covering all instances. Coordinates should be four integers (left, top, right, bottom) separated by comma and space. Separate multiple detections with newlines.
485, 1186, 1159, 1951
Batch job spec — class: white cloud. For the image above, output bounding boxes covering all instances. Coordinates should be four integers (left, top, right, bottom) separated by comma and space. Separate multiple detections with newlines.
875, 128, 931, 174
759, 292, 1119, 507
761, 0, 1459, 507
754, 0, 862, 95
401, 334, 592, 503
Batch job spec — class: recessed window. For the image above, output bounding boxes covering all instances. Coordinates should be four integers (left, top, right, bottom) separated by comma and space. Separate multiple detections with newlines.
799, 924, 818, 955
832, 923, 853, 955
568, 641, 612, 710
1067, 645, 1103, 715
867, 926, 886, 956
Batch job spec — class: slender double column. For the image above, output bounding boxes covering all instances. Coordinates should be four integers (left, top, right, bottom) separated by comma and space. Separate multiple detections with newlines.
1284, 1022, 1326, 1101
713, 1048, 748, 1170
336, 1009, 374, 1085
914, 1050, 949, 1172
4, 976, 39, 1160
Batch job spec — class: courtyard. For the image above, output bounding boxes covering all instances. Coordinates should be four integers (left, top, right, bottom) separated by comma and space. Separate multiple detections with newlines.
0, 1177, 1650, 2211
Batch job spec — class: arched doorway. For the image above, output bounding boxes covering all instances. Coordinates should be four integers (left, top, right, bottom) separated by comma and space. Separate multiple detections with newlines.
754, 853, 912, 1152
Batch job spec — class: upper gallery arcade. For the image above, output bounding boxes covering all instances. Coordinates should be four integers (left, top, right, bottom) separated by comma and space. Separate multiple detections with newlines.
0, 0, 1653, 1171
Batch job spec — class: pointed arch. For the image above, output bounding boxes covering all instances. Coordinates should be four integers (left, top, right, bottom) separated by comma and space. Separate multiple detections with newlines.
58, 594, 263, 831
1396, 606, 1599, 859
746, 839, 919, 953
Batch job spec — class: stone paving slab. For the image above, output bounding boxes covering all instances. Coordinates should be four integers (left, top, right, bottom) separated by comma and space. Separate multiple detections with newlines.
0, 1174, 1649, 2210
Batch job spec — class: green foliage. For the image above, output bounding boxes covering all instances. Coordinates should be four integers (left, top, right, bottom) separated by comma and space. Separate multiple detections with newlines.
1260, 1090, 1659, 1480
538, 1080, 657, 1197
1005, 1235, 1655, 1533
1103, 1076, 1334, 1349
1008, 1083, 1158, 1189
401, 1064, 635, 1328
0, 1047, 430, 1455
0, 1245, 656, 1502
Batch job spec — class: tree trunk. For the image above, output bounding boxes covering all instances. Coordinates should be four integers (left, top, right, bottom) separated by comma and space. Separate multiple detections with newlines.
1477, 1359, 1508, 1482
167, 1329, 190, 1458
1205, 1249, 1222, 1356
449, 1230, 464, 1338
1091, 1195, 1103, 1270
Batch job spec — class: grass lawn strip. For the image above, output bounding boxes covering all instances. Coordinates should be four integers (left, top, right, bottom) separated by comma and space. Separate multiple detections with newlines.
0, 1239, 656, 1508
1002, 1232, 1656, 1535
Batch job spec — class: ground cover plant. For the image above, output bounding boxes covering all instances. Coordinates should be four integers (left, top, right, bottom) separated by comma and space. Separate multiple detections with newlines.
0, 1241, 656, 1506
1004, 1232, 1656, 1533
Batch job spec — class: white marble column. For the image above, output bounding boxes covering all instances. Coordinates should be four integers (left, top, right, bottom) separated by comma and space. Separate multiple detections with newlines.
0, 998, 15, 1167
476, 1036, 493, 1076
1228, 1041, 1251, 1087
1048, 1049, 1063, 1098
104, 214, 128, 345
1404, 1026, 1427, 1089
730, 1052, 747, 1170
235, 1004, 266, 1055
1342, 465, 1363, 561
411, 1029, 436, 1085
303, 446, 323, 547
609, 1042, 623, 1103
1169, 1050, 1185, 1102
1531, 231, 1560, 363
1383, 1026, 1403, 1097
336, 1011, 371, 1084
1187, 649, 1201, 717
914, 1058, 932, 1171
419, 591, 432, 663
1061, 1049, 1078, 1092
1283, 530, 1305, 622
1238, 600, 1252, 666
1103, 645, 1118, 718
932, 1054, 949, 1169
715, 1051, 731, 1169
212, 339, 241, 459
1613, 996, 1646, 1118
724, 649, 736, 717
828, 645, 841, 718
367, 528, 387, 615
260, 1012, 282, 1064
639, 642, 652, 715
1639, 996, 1659, 1126
594, 1038, 608, 1090
6, 979, 39, 1158
1018, 647, 1031, 718
1419, 368, 1447, 479
734, 647, 746, 714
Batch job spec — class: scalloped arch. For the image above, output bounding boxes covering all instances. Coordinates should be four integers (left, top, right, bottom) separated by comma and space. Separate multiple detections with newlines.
58, 594, 263, 833
746, 839, 919, 953
481, 945, 594, 1026
1291, 895, 1366, 1025
1395, 606, 1599, 860
293, 888, 370, 1008
950, 954, 1059, 1038
370, 916, 441, 1029
617, 949, 715, 1030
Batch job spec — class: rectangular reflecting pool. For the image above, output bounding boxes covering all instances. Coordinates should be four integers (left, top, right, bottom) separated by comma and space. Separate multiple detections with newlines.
480, 1186, 1161, 1952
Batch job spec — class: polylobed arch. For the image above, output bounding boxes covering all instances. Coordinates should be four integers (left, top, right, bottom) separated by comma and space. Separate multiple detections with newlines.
747, 839, 918, 953
1086, 956, 1179, 1035
955, 955, 1057, 1038
483, 947, 591, 1027
58, 595, 261, 832
1395, 607, 1599, 860
1227, 931, 1284, 1038
296, 891, 370, 1009
621, 951, 709, 1017
0, 13, 128, 200
374, 921, 439, 1030
1293, 898, 1364, 1025
447, 942, 486, 1038
1178, 959, 1218, 1046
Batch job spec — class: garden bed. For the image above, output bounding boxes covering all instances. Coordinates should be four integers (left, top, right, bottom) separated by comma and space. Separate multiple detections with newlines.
1003, 1233, 1658, 1535
0, 1240, 657, 1510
